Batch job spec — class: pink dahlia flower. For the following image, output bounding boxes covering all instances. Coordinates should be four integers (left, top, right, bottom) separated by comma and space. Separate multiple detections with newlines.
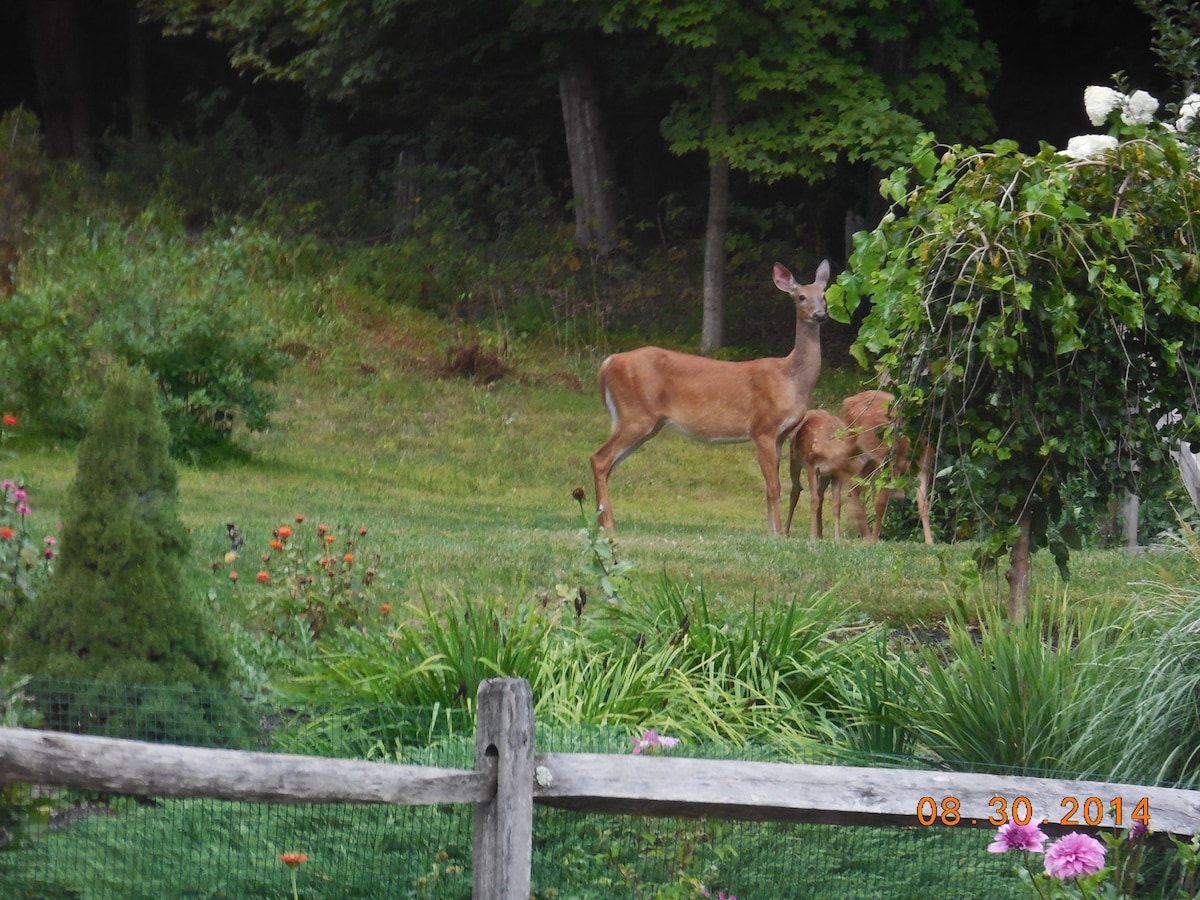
1044, 832, 1106, 879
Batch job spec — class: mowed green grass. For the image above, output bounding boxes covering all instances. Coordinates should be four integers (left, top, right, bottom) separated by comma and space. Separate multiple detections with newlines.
10, 302, 1192, 628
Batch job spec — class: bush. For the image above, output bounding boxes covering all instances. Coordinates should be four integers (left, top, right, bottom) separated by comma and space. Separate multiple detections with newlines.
9, 366, 233, 737
1, 203, 286, 457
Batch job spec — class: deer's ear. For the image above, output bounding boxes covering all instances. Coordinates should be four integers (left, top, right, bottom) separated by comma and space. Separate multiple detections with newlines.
814, 259, 831, 287
773, 262, 796, 292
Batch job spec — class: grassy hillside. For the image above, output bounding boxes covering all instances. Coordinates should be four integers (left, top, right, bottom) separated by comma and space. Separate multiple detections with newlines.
10, 287, 1190, 634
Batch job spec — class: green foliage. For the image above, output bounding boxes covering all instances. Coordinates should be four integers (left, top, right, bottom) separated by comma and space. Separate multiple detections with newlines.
897, 596, 1136, 776
8, 367, 233, 729
285, 567, 879, 753
0, 475, 56, 661
601, 0, 997, 184
217, 517, 381, 642
566, 486, 636, 603
102, 104, 402, 240
288, 590, 560, 713
0, 107, 48, 295
840, 87, 1200, 585
0, 672, 50, 852
1136, 0, 1200, 96
2, 200, 286, 457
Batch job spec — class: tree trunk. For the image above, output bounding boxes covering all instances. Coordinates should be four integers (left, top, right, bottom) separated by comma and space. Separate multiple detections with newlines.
128, 0, 149, 144
1006, 508, 1033, 623
24, 0, 89, 158
700, 64, 732, 354
557, 41, 620, 256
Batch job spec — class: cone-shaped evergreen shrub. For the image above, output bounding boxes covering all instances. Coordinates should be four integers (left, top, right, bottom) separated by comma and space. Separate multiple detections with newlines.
10, 366, 235, 739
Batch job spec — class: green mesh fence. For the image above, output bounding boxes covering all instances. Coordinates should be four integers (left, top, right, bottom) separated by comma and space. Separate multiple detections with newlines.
0, 680, 1183, 898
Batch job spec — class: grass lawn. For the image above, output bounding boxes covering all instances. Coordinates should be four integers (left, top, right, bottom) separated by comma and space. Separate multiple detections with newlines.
9, 301, 1191, 632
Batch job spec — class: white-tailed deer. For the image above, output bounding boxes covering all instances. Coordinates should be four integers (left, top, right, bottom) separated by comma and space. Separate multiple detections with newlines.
784, 409, 873, 539
590, 259, 830, 534
839, 389, 934, 544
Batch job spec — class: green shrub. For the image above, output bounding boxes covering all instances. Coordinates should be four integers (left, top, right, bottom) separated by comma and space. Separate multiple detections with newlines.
2, 204, 286, 457
9, 366, 233, 738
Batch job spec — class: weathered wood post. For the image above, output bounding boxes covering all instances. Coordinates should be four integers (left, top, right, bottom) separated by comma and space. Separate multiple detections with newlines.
473, 678, 535, 899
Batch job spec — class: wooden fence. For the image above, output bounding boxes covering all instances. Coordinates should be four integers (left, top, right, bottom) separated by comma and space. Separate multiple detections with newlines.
3, 677, 1200, 899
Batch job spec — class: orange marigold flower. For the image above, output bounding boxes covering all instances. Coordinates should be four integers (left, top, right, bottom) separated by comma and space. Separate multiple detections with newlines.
278, 852, 308, 868
380, 603, 392, 615
2, 415, 16, 427
343, 553, 354, 563
256, 571, 270, 584
323, 534, 335, 543
229, 571, 239, 582
269, 539, 284, 551
277, 526, 293, 540
0, 527, 12, 540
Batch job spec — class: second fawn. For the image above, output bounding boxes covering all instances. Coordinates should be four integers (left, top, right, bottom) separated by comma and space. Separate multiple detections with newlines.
784, 409, 873, 539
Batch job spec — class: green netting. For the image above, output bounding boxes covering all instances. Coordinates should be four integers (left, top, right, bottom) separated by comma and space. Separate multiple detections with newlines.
0, 680, 1184, 898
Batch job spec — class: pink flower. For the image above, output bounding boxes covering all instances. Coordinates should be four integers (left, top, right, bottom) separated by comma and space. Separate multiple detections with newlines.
15, 503, 30, 516
1044, 832, 1106, 879
988, 821, 1048, 854
631, 729, 680, 755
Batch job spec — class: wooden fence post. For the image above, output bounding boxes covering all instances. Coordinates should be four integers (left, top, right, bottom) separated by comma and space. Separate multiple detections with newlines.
473, 678, 534, 899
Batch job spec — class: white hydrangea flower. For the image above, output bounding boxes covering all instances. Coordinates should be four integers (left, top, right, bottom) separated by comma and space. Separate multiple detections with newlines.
1122, 90, 1160, 125
1177, 93, 1200, 132
1060, 134, 1119, 160
1084, 86, 1125, 126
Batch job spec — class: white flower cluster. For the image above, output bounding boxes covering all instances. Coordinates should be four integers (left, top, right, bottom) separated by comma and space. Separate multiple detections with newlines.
1179, 94, 1200, 132
1064, 86, 1200, 159
1061, 134, 1119, 160
1083, 86, 1160, 127
1084, 84, 1200, 132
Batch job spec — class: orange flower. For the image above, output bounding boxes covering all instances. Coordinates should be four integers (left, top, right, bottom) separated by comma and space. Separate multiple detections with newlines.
380, 603, 392, 615
323, 534, 335, 544
317, 524, 328, 536
229, 571, 239, 582
278, 852, 308, 868
269, 539, 284, 551
358, 527, 368, 536
0, 527, 12, 540
343, 553, 354, 563
2, 415, 16, 427
256, 571, 270, 584
277, 526, 293, 540
294, 514, 305, 524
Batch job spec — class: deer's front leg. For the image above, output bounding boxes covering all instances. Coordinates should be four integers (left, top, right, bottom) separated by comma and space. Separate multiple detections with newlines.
755, 434, 784, 536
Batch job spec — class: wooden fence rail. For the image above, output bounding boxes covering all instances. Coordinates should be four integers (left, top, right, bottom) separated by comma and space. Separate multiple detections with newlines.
3, 678, 1200, 899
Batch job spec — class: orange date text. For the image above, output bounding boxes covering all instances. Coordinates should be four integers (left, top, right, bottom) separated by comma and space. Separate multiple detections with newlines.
915, 796, 1151, 828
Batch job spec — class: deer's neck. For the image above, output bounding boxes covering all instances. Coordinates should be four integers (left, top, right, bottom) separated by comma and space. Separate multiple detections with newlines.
787, 320, 822, 393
